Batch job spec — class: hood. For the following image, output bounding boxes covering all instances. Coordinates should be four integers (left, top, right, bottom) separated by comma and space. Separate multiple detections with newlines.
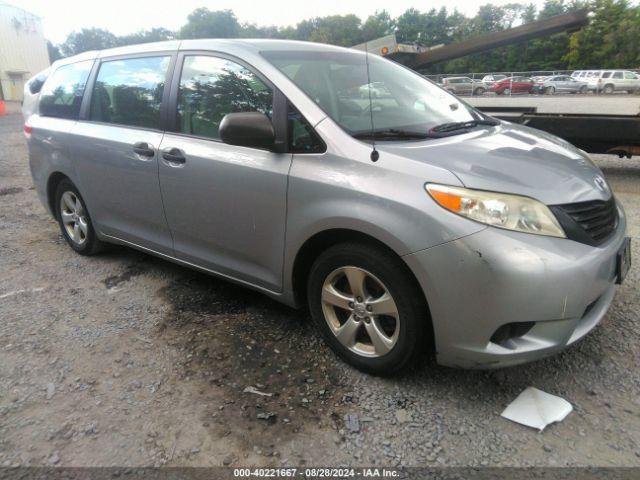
378, 123, 611, 205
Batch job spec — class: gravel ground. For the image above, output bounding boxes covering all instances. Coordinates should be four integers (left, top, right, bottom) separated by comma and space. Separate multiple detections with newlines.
0, 113, 638, 468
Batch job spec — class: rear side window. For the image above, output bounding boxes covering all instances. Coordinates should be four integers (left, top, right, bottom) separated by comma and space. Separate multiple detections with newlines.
177, 55, 273, 140
612, 71, 623, 79
39, 61, 93, 119
89, 56, 170, 129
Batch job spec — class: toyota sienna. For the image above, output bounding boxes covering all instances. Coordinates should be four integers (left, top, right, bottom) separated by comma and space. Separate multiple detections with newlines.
25, 40, 630, 373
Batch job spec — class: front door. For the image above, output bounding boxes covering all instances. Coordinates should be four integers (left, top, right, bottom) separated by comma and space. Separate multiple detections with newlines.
158, 54, 291, 291
71, 55, 174, 254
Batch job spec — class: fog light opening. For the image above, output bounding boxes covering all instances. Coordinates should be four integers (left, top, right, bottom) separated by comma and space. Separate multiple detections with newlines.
490, 322, 535, 350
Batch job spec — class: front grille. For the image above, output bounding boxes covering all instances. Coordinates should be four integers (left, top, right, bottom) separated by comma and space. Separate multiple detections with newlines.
551, 196, 618, 246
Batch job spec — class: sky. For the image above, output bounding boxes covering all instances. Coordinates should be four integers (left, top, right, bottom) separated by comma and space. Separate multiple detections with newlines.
8, 0, 549, 44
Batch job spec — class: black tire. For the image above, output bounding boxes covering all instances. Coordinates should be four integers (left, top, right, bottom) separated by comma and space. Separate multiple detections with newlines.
307, 242, 430, 375
579, 86, 588, 94
546, 86, 555, 95
473, 87, 486, 96
55, 178, 106, 255
603, 84, 614, 94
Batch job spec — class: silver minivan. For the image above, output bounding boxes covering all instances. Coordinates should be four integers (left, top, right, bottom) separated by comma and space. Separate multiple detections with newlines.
25, 40, 630, 374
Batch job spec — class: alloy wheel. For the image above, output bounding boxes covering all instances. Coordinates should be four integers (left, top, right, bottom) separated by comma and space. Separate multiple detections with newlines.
321, 266, 400, 358
60, 191, 88, 245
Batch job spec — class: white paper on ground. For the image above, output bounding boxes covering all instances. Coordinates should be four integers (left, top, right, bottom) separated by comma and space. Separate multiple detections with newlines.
501, 387, 573, 431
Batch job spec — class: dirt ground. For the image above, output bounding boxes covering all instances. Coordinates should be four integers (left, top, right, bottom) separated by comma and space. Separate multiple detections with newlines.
0, 112, 638, 468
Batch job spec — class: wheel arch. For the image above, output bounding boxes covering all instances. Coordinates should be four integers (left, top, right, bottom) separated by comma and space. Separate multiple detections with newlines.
46, 171, 71, 219
290, 227, 435, 353
290, 228, 429, 311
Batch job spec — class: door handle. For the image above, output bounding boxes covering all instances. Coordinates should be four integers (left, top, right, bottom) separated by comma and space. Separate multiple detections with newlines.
162, 148, 186, 164
133, 142, 155, 157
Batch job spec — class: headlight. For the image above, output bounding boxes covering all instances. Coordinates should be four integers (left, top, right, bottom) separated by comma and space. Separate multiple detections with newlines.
426, 184, 566, 238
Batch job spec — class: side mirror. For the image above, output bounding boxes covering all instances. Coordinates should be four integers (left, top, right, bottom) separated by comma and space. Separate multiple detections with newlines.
219, 112, 275, 150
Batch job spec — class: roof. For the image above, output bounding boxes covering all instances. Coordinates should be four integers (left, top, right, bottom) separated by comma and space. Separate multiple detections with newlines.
54, 38, 359, 67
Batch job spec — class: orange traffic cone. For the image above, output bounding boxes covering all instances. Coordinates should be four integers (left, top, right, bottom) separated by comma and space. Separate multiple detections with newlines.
0, 100, 5, 116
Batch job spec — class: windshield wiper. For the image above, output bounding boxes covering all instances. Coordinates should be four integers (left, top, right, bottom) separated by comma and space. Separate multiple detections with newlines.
429, 118, 500, 136
353, 129, 432, 141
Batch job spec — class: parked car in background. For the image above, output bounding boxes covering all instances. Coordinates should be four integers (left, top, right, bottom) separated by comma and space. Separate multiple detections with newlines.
441, 76, 487, 96
491, 76, 534, 95
592, 70, 640, 94
481, 74, 507, 88
533, 75, 588, 94
531, 75, 549, 83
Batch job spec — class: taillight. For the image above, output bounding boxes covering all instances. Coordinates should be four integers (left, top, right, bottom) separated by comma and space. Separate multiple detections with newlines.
24, 123, 32, 137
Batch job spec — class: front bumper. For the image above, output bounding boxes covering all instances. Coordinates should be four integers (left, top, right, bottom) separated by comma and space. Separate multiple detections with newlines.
403, 201, 627, 369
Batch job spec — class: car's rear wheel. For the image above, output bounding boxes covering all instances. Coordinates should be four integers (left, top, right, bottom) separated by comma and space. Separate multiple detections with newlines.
546, 86, 555, 95
307, 242, 428, 374
55, 179, 106, 255
473, 87, 485, 96
579, 85, 588, 94
603, 84, 615, 94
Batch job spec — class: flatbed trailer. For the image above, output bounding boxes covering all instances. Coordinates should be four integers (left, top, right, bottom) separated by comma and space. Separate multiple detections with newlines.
466, 96, 640, 157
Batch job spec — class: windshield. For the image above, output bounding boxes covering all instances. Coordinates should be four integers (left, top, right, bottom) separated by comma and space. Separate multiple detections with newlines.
261, 50, 478, 137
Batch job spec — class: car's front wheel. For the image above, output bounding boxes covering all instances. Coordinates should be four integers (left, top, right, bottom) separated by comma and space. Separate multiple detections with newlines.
55, 178, 106, 255
307, 242, 429, 374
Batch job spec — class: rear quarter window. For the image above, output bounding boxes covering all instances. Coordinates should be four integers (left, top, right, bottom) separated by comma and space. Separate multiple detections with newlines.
39, 61, 93, 120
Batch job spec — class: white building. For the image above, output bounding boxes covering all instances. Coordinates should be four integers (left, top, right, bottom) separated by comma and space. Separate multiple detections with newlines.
0, 2, 49, 101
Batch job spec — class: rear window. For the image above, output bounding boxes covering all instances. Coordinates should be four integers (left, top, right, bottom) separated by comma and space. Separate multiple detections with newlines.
39, 61, 93, 119
89, 56, 170, 129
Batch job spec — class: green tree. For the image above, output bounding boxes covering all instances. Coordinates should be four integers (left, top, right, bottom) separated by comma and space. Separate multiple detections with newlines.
118, 28, 175, 46
59, 28, 118, 56
47, 41, 62, 63
564, 0, 639, 69
297, 15, 364, 46
179, 9, 241, 39
395, 8, 426, 43
362, 10, 394, 42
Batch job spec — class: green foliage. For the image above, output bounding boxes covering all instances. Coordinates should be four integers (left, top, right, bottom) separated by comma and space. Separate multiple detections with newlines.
179, 9, 240, 39
47, 41, 62, 63
59, 28, 118, 57
52, 1, 640, 73
118, 28, 175, 46
563, 0, 640, 69
362, 11, 395, 42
